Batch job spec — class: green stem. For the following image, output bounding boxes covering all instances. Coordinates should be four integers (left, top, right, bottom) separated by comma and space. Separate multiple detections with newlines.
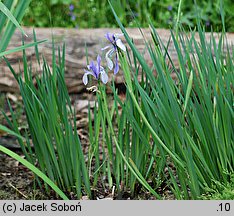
100, 87, 161, 199
176, 0, 183, 41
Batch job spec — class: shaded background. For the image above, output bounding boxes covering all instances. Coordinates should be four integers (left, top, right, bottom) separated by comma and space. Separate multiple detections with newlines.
22, 0, 234, 32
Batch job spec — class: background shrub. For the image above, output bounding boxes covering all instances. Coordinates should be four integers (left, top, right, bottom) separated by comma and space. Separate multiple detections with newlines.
22, 0, 234, 31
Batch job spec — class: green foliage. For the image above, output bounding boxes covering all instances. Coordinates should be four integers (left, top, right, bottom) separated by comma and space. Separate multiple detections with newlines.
51, 0, 72, 4
0, 1, 27, 37
0, 0, 68, 200
0, 0, 31, 53
2, 39, 91, 199
0, 0, 46, 59
22, 0, 73, 27
22, 0, 234, 31
84, 2, 234, 199
1, 0, 233, 200
200, 175, 234, 200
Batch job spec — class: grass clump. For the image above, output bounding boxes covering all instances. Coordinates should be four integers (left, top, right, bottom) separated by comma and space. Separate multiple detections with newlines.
85, 2, 234, 199
2, 39, 91, 199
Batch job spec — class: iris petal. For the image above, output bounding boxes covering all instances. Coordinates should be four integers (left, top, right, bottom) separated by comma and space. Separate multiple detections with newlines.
96, 55, 102, 76
106, 49, 114, 70
83, 70, 95, 85
101, 45, 111, 51
105, 32, 114, 43
100, 70, 108, 84
82, 74, 88, 85
89, 61, 99, 78
114, 33, 124, 37
97, 55, 101, 66
106, 57, 113, 70
116, 38, 126, 52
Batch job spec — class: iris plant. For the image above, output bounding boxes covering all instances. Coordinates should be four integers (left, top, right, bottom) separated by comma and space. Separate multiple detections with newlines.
83, 32, 126, 86
102, 33, 126, 74
82, 55, 108, 85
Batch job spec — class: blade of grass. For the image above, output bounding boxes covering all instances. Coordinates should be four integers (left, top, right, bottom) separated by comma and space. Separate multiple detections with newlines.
0, 1, 27, 36
0, 145, 69, 200
0, 40, 47, 57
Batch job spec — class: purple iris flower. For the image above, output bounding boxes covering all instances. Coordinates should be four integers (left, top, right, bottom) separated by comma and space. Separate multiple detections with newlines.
102, 33, 126, 75
83, 55, 108, 85
205, 20, 210, 27
69, 4, 74, 11
167, 5, 172, 11
71, 14, 76, 21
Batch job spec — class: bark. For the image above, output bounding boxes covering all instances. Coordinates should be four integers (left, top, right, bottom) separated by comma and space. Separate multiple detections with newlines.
0, 28, 233, 93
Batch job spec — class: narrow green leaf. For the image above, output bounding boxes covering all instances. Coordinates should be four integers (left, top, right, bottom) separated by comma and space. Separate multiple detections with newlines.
0, 145, 69, 200
0, 2, 27, 36
0, 40, 47, 57
183, 71, 193, 114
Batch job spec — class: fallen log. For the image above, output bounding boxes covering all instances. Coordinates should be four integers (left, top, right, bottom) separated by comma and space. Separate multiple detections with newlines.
0, 28, 233, 94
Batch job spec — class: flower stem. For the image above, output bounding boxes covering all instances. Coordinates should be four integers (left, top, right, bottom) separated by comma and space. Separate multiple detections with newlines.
176, 0, 183, 41
99, 85, 161, 198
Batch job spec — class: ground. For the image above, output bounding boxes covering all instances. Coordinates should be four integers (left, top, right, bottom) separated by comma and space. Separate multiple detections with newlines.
1, 92, 175, 200
0, 139, 165, 200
